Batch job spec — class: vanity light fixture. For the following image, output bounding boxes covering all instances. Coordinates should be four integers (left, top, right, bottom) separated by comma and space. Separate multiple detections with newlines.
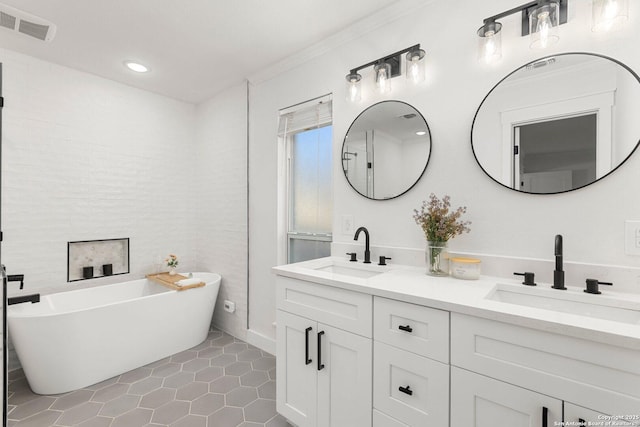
374, 62, 392, 94
477, 0, 568, 64
345, 44, 425, 101
592, 0, 628, 32
406, 46, 426, 84
477, 21, 502, 65
346, 71, 362, 102
124, 60, 150, 73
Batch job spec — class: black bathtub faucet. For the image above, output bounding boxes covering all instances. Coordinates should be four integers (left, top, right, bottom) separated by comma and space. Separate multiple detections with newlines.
8, 294, 40, 305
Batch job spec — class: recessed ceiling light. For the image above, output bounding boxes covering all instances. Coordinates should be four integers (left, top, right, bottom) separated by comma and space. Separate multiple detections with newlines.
416, 131, 427, 136
124, 61, 150, 73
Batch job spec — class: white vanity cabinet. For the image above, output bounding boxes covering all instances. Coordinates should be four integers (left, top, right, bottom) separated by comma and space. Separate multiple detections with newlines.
276, 276, 373, 427
451, 313, 640, 426
274, 262, 640, 427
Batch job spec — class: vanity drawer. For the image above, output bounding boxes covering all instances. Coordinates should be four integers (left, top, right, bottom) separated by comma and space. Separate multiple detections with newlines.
373, 296, 449, 363
451, 313, 640, 416
276, 276, 372, 337
373, 341, 449, 427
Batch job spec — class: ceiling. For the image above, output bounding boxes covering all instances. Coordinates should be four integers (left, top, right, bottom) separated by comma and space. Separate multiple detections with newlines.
0, 0, 406, 104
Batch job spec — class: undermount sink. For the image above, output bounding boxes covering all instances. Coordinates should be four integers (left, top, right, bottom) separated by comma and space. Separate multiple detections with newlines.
313, 263, 386, 279
486, 284, 640, 325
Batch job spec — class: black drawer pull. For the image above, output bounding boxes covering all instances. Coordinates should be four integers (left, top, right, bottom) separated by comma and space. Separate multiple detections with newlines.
317, 331, 325, 371
398, 385, 413, 396
542, 406, 548, 427
305, 327, 312, 365
398, 325, 413, 333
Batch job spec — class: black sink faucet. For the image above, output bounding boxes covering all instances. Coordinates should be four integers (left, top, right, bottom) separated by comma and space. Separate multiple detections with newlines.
354, 226, 371, 264
552, 234, 566, 290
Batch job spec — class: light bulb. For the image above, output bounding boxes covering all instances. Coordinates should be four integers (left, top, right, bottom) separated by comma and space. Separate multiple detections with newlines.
529, 3, 559, 50
536, 11, 552, 48
592, 0, 628, 32
604, 0, 619, 19
408, 58, 420, 80
374, 63, 392, 94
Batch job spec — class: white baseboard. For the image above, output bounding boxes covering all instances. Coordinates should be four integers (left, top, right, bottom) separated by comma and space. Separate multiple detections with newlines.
246, 328, 276, 356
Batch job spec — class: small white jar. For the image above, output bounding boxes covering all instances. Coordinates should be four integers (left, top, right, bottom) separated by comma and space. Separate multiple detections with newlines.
450, 257, 481, 280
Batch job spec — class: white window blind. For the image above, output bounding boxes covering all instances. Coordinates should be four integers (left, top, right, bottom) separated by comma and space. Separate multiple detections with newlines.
278, 94, 332, 137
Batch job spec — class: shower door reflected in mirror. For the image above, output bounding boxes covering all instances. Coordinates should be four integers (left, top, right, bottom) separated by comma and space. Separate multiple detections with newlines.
472, 53, 640, 194
342, 101, 431, 200
515, 114, 597, 193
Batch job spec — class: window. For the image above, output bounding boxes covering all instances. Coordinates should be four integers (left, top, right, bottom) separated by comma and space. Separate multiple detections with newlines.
278, 95, 332, 264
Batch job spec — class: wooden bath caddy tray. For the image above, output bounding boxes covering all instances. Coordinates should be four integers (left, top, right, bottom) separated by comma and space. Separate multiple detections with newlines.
146, 272, 205, 291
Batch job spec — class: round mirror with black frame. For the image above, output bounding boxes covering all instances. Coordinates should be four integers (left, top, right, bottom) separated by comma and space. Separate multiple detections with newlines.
342, 100, 432, 200
471, 52, 640, 194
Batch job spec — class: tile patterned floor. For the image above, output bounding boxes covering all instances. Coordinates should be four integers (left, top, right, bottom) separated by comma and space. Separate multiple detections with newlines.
7, 329, 292, 427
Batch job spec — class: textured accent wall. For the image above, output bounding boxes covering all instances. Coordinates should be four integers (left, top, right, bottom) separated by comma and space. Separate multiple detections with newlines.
1, 48, 197, 292
195, 82, 248, 341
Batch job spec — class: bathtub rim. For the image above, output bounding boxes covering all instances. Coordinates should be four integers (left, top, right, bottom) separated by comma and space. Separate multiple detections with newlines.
7, 271, 221, 319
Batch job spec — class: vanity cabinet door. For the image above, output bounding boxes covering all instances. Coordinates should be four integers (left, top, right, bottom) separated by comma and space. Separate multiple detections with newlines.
564, 403, 637, 427
451, 367, 562, 427
317, 323, 372, 427
276, 310, 318, 427
277, 311, 372, 427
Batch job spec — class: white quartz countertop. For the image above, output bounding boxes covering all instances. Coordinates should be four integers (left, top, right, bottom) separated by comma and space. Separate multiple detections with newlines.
272, 257, 640, 350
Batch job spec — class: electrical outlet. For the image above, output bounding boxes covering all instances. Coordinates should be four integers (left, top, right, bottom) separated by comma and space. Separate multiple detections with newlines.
342, 215, 354, 235
224, 300, 236, 313
624, 220, 640, 255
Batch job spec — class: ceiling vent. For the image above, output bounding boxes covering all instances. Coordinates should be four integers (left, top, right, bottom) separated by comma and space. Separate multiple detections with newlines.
400, 113, 417, 120
0, 3, 56, 42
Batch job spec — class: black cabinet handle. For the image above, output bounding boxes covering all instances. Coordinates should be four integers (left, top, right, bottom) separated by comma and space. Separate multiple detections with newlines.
398, 385, 413, 396
317, 331, 325, 371
542, 406, 548, 427
398, 325, 413, 333
305, 327, 312, 365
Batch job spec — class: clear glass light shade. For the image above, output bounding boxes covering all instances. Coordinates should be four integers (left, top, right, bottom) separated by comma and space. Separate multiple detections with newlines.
477, 22, 502, 64
592, 0, 628, 32
529, 2, 560, 49
345, 72, 362, 102
405, 48, 426, 83
374, 62, 392, 94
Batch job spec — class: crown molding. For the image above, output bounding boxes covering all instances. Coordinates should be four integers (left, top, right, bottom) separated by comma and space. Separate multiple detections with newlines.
247, 0, 436, 85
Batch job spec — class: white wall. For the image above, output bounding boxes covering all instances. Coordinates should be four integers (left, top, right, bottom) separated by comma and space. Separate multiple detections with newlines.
1, 48, 197, 292
248, 0, 640, 346
194, 82, 248, 340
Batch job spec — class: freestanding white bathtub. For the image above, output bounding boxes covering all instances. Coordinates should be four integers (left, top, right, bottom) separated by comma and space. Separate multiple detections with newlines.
7, 272, 221, 395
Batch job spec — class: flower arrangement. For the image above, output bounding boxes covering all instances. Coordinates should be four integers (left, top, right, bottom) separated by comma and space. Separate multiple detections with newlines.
166, 254, 179, 268
413, 193, 471, 242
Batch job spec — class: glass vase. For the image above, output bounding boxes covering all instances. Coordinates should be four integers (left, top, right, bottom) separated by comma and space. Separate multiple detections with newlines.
426, 241, 448, 276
